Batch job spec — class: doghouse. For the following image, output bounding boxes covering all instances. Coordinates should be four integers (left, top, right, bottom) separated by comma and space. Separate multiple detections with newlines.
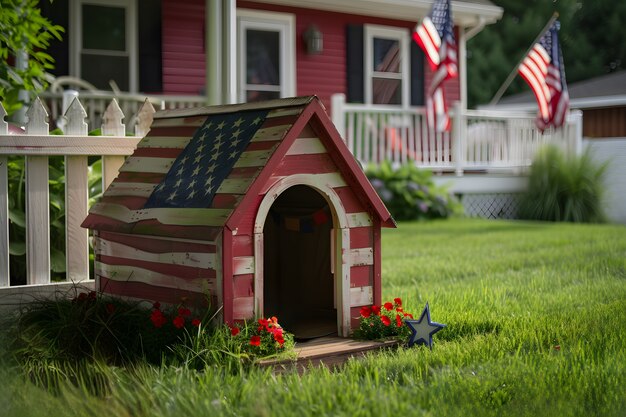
82, 96, 395, 337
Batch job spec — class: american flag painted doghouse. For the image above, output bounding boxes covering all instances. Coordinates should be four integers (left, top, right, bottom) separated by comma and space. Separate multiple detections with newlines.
82, 96, 395, 337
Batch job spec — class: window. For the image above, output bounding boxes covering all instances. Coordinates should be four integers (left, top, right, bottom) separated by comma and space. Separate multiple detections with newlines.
364, 25, 410, 106
237, 10, 295, 103
71, 0, 137, 92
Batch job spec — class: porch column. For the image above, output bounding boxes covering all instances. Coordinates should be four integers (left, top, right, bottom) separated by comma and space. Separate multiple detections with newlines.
223, 0, 237, 104
206, 0, 222, 105
458, 25, 467, 111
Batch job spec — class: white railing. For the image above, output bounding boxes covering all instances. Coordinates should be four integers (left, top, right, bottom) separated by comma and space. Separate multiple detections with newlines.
39, 90, 206, 131
331, 94, 583, 174
0, 96, 146, 305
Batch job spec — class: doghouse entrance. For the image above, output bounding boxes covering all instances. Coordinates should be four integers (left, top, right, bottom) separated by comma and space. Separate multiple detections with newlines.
263, 185, 336, 340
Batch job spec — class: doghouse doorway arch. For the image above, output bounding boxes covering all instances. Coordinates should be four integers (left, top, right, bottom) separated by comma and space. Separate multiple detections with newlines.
254, 174, 351, 337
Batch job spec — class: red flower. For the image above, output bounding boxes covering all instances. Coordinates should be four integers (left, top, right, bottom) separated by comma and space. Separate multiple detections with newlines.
258, 318, 270, 332
384, 302, 393, 311
381, 315, 391, 326
191, 318, 201, 327
403, 312, 414, 319
394, 297, 402, 307
360, 306, 372, 318
178, 307, 191, 317
88, 291, 97, 300
77, 292, 88, 301
396, 307, 403, 312
152, 301, 161, 310
396, 314, 403, 327
250, 335, 261, 346
172, 315, 185, 329
150, 309, 167, 328
106, 303, 116, 315
230, 326, 240, 336
372, 305, 381, 315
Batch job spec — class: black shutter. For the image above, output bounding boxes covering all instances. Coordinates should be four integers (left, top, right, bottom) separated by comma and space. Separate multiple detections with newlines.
346, 25, 364, 103
410, 40, 425, 106
39, 0, 69, 77
138, 0, 163, 93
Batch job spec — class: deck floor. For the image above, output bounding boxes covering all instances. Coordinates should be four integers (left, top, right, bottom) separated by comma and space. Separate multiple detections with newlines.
260, 336, 398, 373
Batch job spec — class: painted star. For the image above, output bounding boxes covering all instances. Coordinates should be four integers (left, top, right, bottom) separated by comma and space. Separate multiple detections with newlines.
405, 303, 445, 349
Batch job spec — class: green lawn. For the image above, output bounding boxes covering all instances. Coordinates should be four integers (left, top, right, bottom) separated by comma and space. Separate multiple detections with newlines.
2, 218, 625, 417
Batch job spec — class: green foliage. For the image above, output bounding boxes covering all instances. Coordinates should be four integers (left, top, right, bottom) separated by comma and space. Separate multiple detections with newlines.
7, 155, 103, 284
0, 0, 64, 114
1, 219, 625, 416
366, 161, 462, 220
468, 0, 626, 107
518, 145, 607, 222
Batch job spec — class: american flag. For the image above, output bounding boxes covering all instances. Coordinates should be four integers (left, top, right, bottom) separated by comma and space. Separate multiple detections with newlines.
518, 20, 569, 132
144, 110, 269, 208
413, 0, 458, 132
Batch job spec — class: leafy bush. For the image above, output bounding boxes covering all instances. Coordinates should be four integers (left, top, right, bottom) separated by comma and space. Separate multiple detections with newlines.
366, 161, 462, 220
518, 145, 607, 223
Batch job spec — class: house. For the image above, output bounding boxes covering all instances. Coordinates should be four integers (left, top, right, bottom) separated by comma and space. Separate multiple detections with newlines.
81, 96, 396, 338
494, 70, 626, 223
40, 0, 503, 112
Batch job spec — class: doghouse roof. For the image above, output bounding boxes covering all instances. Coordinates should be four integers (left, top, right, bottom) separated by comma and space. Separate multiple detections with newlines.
82, 96, 395, 241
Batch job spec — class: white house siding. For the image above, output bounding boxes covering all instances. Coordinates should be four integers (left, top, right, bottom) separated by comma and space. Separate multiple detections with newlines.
585, 138, 626, 224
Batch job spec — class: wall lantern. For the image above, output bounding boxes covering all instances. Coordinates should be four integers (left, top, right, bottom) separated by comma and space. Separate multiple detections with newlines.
303, 25, 323, 55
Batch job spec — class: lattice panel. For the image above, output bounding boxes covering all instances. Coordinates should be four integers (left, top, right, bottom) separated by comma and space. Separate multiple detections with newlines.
462, 193, 521, 219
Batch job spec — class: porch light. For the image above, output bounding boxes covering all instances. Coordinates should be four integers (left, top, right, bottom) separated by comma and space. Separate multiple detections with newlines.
303, 25, 323, 55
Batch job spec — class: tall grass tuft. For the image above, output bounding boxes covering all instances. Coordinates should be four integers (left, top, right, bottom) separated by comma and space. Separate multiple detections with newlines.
518, 145, 607, 222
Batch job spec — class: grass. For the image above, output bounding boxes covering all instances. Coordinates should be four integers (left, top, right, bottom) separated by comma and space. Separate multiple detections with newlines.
1, 218, 625, 416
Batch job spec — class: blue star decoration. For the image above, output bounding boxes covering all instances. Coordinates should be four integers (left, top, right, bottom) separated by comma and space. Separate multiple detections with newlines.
405, 302, 446, 349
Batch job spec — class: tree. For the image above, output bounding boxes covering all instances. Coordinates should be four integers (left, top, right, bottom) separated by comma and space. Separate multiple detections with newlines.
0, 0, 63, 115
467, 0, 626, 108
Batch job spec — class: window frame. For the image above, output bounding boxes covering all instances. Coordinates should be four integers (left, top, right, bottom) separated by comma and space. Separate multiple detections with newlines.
236, 9, 296, 103
70, 0, 138, 92
364, 25, 410, 107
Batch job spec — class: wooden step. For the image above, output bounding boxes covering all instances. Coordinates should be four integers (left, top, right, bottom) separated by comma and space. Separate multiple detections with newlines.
259, 336, 399, 373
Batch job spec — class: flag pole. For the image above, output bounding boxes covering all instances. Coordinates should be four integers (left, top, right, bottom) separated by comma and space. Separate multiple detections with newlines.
488, 12, 559, 106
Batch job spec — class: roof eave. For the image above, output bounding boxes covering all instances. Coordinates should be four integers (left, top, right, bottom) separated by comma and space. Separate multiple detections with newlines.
244, 0, 502, 27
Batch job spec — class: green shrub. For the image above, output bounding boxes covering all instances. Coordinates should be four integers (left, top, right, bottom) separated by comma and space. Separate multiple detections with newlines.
366, 161, 462, 220
518, 145, 607, 223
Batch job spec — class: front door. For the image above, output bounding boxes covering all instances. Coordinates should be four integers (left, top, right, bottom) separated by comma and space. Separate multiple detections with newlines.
237, 9, 295, 103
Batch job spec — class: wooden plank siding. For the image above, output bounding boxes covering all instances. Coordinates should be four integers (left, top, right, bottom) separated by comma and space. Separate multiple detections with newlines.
94, 230, 219, 309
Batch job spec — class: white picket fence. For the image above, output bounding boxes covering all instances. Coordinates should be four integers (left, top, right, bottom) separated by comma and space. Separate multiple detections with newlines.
0, 97, 148, 306
331, 94, 583, 174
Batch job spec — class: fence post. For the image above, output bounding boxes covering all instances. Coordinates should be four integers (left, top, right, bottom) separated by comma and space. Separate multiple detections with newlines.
64, 98, 90, 282
101, 99, 126, 189
0, 104, 8, 287
134, 99, 156, 137
25, 98, 51, 284
453, 101, 465, 176
331, 94, 346, 140
570, 110, 583, 156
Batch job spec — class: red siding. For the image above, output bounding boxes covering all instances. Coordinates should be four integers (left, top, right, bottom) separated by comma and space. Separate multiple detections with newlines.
162, 0, 206, 95
161, 0, 462, 106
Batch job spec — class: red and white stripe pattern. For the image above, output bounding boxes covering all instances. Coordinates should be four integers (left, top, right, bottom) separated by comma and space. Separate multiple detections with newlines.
413, 0, 458, 132
83, 107, 302, 241
518, 21, 569, 132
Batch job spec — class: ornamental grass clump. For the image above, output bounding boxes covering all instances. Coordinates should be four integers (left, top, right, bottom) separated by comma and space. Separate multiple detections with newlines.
354, 297, 414, 341
518, 145, 607, 223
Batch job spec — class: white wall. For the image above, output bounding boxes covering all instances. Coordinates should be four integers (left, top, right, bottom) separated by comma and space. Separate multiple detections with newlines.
585, 138, 626, 224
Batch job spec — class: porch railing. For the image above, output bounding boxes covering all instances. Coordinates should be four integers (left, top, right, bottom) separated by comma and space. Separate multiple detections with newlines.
331, 94, 583, 174
39, 90, 206, 132
0, 97, 147, 305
